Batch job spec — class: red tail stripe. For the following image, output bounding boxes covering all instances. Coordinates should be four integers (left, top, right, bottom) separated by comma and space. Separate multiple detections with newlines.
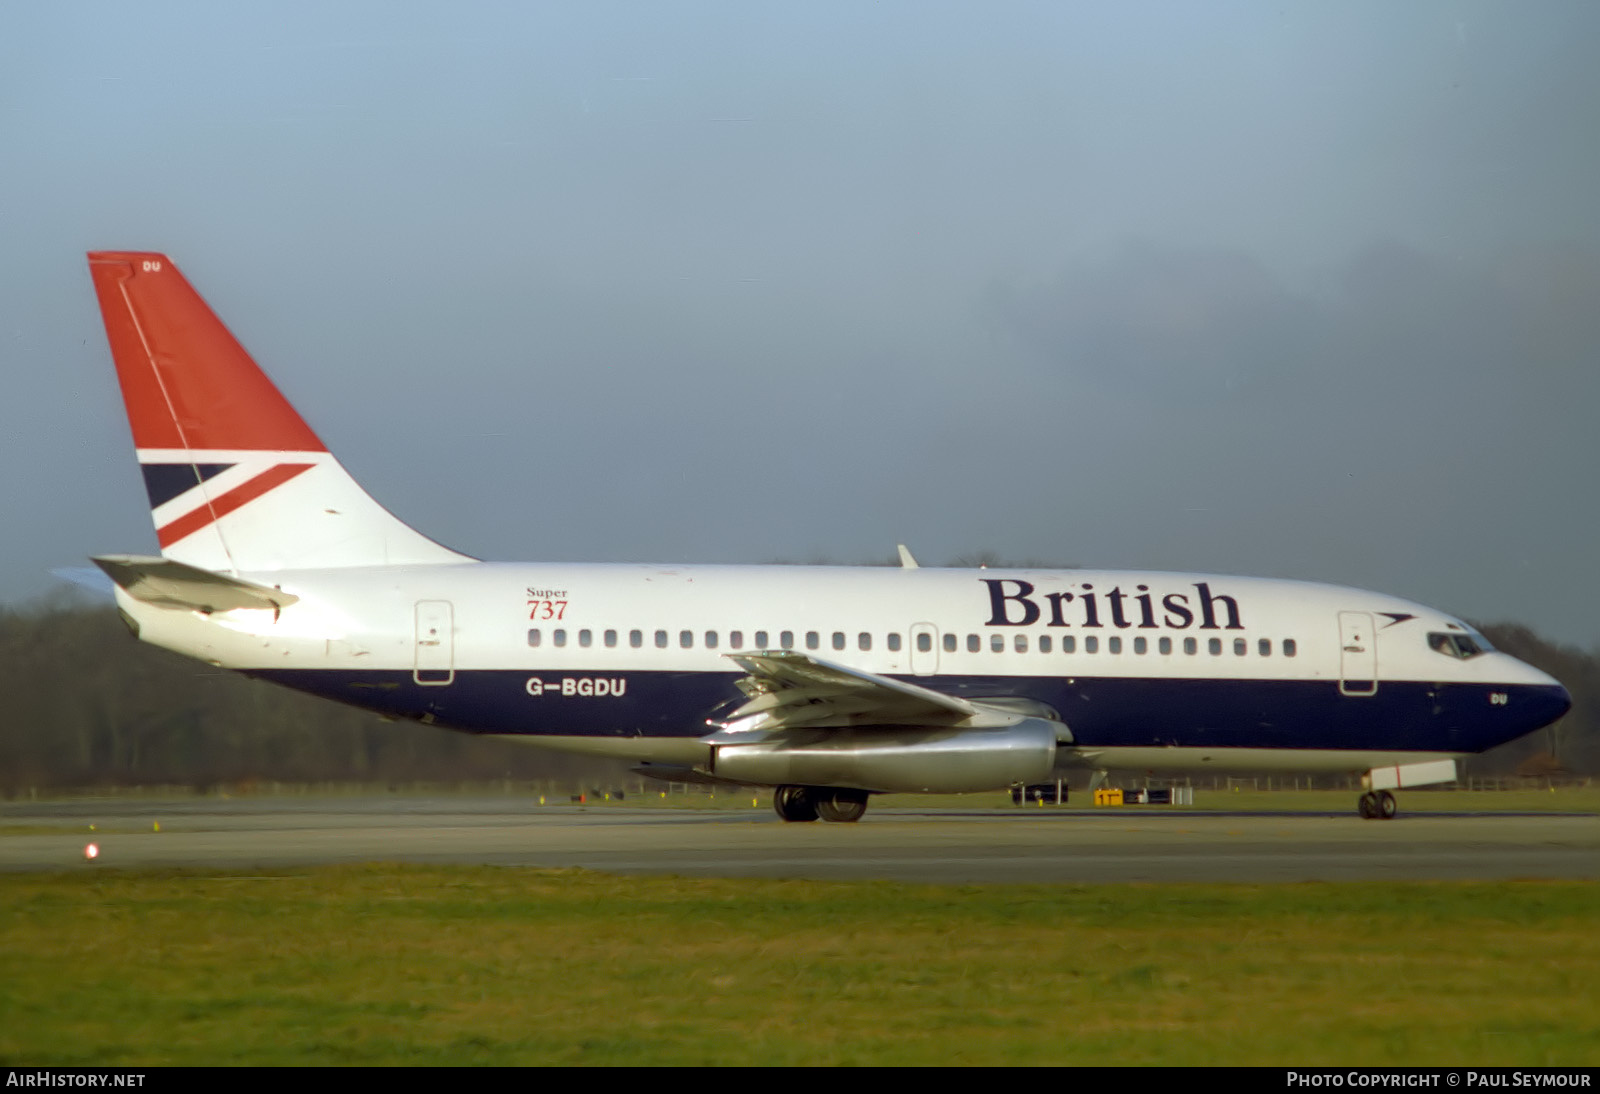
156, 463, 315, 548
87, 253, 326, 452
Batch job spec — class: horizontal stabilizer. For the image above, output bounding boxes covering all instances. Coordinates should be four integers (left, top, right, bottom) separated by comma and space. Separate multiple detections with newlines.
92, 554, 299, 614
50, 566, 116, 599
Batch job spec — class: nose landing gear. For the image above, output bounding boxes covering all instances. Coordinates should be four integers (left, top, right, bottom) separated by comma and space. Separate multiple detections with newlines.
1358, 790, 1397, 819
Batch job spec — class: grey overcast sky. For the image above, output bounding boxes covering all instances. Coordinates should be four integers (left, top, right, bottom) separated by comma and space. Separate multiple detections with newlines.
4, 2, 1600, 644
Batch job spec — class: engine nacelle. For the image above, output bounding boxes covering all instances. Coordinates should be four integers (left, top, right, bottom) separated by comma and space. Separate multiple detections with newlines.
709, 718, 1061, 794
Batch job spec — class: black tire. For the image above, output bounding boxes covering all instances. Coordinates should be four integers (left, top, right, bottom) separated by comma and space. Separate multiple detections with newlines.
1358, 792, 1377, 819
815, 789, 868, 823
1377, 790, 1397, 820
773, 785, 819, 823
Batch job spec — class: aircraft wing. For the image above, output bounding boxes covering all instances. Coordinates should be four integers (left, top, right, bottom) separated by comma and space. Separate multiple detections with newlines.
708, 649, 987, 737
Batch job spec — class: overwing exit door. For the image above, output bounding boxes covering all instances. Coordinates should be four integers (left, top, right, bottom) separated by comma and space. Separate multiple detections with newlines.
909, 622, 939, 676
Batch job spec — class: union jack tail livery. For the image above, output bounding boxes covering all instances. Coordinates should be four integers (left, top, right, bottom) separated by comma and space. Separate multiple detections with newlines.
88, 252, 470, 573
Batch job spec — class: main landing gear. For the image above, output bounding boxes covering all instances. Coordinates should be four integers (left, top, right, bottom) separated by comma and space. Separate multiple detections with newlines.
773, 785, 870, 823
1358, 790, 1398, 820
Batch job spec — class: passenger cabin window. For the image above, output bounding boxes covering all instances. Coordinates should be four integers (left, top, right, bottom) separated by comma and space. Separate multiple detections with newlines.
781, 631, 794, 649
990, 634, 1004, 653
579, 629, 592, 648
1061, 636, 1076, 653
1134, 636, 1147, 654
755, 631, 768, 648
1039, 635, 1052, 653
943, 633, 956, 652
833, 632, 845, 651
858, 632, 871, 651
805, 631, 819, 650
1184, 637, 1197, 655
1234, 638, 1247, 656
680, 630, 693, 649
655, 630, 668, 649
1258, 639, 1270, 656
888, 633, 902, 652
1085, 636, 1099, 653
1108, 636, 1121, 654
605, 629, 617, 648
730, 630, 743, 648
553, 629, 567, 648
1159, 637, 1172, 655
1283, 639, 1297, 657
630, 629, 643, 649
967, 634, 980, 652
917, 633, 932, 653
1015, 635, 1028, 653
1209, 638, 1222, 655
705, 631, 718, 649
528, 629, 541, 647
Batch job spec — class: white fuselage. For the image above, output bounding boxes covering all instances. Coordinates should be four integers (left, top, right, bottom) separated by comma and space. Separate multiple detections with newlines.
116, 561, 1569, 779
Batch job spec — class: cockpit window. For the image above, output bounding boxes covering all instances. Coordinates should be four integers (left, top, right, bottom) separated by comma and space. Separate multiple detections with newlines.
1428, 632, 1487, 660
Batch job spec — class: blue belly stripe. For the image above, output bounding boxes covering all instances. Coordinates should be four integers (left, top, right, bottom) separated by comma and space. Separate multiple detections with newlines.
247, 668, 1568, 756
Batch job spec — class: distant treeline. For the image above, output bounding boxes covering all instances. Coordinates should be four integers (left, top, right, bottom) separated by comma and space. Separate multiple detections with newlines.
0, 599, 634, 794
0, 601, 1593, 793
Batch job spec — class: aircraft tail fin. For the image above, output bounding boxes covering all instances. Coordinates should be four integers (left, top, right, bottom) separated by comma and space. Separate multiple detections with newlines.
87, 252, 472, 573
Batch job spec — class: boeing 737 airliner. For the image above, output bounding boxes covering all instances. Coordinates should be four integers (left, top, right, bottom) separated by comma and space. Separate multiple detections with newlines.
84, 252, 1570, 821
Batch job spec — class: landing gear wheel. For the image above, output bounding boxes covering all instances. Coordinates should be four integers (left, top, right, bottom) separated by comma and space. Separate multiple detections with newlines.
815, 789, 869, 823
1358, 790, 1398, 820
773, 785, 819, 823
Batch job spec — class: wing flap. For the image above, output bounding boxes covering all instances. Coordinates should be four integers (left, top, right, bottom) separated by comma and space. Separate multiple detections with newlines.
710, 649, 990, 737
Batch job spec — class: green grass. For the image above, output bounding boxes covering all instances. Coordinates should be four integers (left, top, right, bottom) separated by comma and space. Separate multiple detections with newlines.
0, 825, 154, 838
2, 867, 1597, 1066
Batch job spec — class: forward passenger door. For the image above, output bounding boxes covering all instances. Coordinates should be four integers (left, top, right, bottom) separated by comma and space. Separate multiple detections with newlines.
1338, 611, 1377, 696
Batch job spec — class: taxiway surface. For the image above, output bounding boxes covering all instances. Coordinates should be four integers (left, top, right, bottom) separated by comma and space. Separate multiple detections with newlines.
3, 796, 1596, 883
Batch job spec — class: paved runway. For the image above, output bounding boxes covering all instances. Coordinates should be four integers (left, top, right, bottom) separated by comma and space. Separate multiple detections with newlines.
2, 796, 1596, 883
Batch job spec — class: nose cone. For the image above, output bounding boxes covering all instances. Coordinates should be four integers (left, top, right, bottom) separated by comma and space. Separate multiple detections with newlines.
1513, 660, 1571, 732
1535, 682, 1572, 729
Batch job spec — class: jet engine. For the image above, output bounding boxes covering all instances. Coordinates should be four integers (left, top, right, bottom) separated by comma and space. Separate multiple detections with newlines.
708, 717, 1061, 794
